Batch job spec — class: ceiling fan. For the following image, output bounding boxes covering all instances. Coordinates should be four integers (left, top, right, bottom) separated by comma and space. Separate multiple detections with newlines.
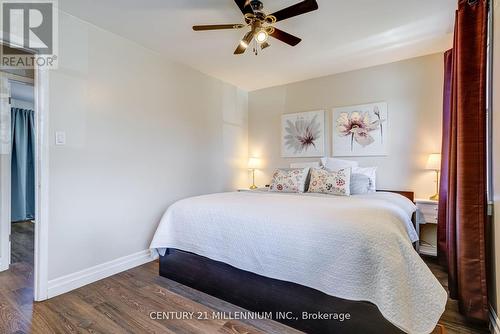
193, 0, 319, 55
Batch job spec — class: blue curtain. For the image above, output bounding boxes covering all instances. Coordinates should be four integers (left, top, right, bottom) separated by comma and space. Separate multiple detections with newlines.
11, 108, 35, 222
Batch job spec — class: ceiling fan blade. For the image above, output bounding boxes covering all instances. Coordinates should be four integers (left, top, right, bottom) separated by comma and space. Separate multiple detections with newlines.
193, 24, 245, 31
234, 0, 254, 16
234, 31, 254, 55
268, 0, 318, 23
269, 28, 302, 46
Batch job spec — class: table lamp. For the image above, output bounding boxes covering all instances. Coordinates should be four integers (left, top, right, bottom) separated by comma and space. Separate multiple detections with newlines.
425, 153, 441, 201
248, 158, 261, 190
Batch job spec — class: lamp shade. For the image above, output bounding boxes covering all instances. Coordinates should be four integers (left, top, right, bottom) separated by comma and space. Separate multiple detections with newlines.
425, 153, 441, 171
248, 157, 261, 169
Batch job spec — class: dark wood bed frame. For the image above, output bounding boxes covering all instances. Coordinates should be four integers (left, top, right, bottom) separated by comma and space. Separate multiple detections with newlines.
159, 190, 414, 334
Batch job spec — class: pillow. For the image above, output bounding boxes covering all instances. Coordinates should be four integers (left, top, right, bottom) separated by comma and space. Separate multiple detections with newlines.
350, 173, 371, 195
352, 166, 377, 192
321, 157, 358, 171
308, 167, 351, 196
290, 162, 320, 169
269, 168, 310, 193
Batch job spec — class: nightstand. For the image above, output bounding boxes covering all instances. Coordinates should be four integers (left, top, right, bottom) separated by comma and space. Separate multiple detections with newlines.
415, 199, 438, 256
237, 187, 268, 192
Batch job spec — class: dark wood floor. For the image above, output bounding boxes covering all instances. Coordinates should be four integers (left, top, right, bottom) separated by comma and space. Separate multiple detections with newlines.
0, 234, 491, 334
11, 221, 34, 265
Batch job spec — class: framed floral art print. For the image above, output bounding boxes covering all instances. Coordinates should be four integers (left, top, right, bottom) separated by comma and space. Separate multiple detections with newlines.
332, 102, 388, 157
281, 110, 325, 158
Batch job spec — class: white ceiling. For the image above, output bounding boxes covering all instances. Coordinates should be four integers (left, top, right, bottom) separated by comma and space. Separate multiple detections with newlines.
58, 0, 456, 91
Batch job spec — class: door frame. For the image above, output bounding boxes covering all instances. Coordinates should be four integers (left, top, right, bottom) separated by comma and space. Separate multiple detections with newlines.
0, 74, 12, 272
33, 66, 49, 301
0, 41, 50, 301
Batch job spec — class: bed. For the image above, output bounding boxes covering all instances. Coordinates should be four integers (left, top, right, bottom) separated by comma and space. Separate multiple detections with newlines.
150, 190, 447, 334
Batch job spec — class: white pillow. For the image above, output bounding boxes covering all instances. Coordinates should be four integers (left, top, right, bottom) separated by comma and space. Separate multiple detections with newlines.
321, 157, 359, 171
290, 162, 320, 169
308, 167, 351, 196
352, 166, 377, 192
350, 173, 371, 195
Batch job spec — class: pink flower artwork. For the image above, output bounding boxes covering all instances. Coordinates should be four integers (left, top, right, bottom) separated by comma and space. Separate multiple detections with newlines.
281, 110, 325, 158
336, 106, 386, 151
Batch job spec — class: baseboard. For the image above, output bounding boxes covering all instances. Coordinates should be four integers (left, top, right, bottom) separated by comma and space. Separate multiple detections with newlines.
490, 304, 500, 334
0, 257, 8, 272
47, 249, 158, 298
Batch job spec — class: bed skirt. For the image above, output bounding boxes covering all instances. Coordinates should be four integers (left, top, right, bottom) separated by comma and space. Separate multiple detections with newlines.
159, 248, 403, 334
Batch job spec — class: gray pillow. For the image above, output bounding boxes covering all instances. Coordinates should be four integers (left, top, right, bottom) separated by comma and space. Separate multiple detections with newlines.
350, 173, 371, 195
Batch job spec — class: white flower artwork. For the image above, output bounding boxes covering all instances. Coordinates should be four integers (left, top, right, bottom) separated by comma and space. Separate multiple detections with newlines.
333, 102, 388, 157
281, 110, 325, 158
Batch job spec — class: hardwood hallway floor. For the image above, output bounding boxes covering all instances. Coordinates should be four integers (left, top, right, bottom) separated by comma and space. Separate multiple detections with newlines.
11, 221, 35, 265
0, 254, 491, 333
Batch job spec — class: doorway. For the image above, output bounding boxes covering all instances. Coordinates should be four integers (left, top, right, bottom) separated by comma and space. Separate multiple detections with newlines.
0, 48, 35, 268
10, 80, 36, 267
0, 43, 48, 301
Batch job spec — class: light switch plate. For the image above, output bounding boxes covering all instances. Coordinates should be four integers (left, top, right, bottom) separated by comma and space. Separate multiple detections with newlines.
55, 131, 66, 145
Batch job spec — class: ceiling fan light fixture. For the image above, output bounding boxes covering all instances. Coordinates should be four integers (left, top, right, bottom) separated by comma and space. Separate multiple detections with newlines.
256, 30, 268, 43
240, 40, 249, 48
193, 0, 319, 55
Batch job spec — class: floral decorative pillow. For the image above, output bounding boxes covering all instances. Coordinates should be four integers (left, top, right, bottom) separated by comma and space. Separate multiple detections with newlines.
308, 167, 351, 196
269, 168, 310, 193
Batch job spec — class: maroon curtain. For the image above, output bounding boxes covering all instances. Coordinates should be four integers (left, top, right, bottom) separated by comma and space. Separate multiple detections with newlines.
437, 0, 488, 321
438, 50, 453, 269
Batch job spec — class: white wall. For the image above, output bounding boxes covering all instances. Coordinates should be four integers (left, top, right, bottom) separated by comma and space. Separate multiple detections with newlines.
47, 12, 248, 280
10, 80, 34, 108
11, 99, 34, 110
248, 53, 444, 199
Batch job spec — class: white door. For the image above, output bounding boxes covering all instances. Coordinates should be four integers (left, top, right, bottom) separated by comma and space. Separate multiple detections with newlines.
0, 75, 12, 272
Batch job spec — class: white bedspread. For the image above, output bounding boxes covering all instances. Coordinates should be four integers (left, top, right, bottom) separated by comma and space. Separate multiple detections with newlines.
150, 191, 447, 334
